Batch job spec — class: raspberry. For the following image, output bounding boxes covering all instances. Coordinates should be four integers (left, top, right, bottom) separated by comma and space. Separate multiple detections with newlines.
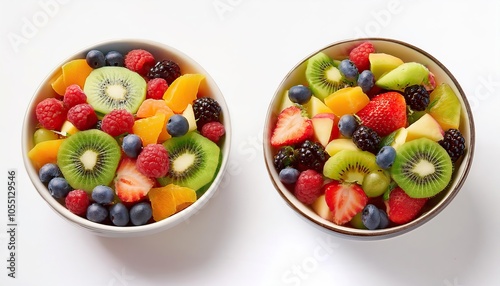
193, 97, 222, 129
124, 49, 155, 76
67, 103, 98, 130
273, 146, 297, 172
296, 140, 329, 172
63, 84, 87, 109
136, 144, 169, 178
349, 41, 375, 72
101, 109, 135, 136
146, 78, 168, 99
403, 85, 430, 111
294, 169, 324, 205
439, 129, 465, 162
35, 98, 67, 130
352, 125, 381, 154
201, 121, 225, 143
147, 60, 181, 84
65, 189, 90, 216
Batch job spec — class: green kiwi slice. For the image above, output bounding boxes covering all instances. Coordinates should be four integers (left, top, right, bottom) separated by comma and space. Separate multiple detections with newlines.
323, 150, 380, 184
305, 52, 350, 100
158, 132, 220, 191
57, 129, 121, 192
391, 138, 453, 198
84, 66, 147, 115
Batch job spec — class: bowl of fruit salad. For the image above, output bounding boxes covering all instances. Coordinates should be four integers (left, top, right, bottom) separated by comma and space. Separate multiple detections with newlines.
264, 38, 474, 240
22, 39, 231, 237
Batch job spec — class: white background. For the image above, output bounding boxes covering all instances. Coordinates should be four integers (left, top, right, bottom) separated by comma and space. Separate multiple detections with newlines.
1, 0, 499, 285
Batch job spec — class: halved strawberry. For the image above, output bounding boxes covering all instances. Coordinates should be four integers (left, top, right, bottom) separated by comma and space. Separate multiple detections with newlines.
384, 187, 428, 225
114, 158, 155, 203
271, 106, 313, 147
324, 181, 368, 225
356, 92, 407, 137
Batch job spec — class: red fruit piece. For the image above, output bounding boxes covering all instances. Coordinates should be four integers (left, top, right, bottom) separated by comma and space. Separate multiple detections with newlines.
101, 109, 135, 137
65, 189, 90, 216
124, 49, 155, 76
201, 121, 225, 143
114, 158, 155, 203
294, 169, 324, 205
67, 103, 98, 130
136, 144, 169, 178
270, 106, 313, 147
385, 187, 428, 225
63, 84, 87, 109
35, 98, 67, 130
349, 41, 375, 72
356, 92, 407, 137
146, 78, 169, 100
324, 181, 368, 225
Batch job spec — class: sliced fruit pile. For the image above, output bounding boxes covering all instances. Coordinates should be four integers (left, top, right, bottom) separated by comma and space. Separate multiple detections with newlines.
29, 47, 226, 226
271, 41, 466, 230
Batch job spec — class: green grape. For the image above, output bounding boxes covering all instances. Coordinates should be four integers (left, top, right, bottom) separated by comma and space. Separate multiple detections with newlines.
350, 212, 367, 229
33, 128, 58, 145
362, 170, 391, 197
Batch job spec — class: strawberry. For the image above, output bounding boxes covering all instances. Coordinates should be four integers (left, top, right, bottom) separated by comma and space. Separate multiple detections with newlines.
270, 106, 313, 147
114, 158, 155, 203
324, 181, 368, 225
349, 41, 375, 72
384, 187, 428, 224
355, 92, 407, 137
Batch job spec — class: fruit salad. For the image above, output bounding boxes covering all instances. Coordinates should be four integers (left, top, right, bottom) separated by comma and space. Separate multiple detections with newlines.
270, 41, 466, 230
28, 47, 226, 226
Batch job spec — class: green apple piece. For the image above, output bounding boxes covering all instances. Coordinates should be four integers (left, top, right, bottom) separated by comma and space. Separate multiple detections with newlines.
405, 113, 444, 142
311, 113, 335, 147
379, 127, 408, 150
304, 95, 334, 116
278, 90, 295, 112
375, 62, 429, 91
350, 212, 367, 229
427, 83, 461, 130
325, 138, 360, 156
182, 103, 198, 132
369, 53, 404, 80
311, 194, 333, 221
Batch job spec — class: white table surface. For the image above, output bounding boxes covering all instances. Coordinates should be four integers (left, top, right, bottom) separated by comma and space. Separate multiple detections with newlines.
1, 1, 499, 285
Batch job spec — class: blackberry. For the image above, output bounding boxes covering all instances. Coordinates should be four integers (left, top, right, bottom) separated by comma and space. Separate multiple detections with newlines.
147, 60, 181, 84
439, 128, 465, 162
296, 140, 329, 172
403, 85, 430, 111
193, 97, 222, 129
352, 125, 381, 154
273, 146, 297, 172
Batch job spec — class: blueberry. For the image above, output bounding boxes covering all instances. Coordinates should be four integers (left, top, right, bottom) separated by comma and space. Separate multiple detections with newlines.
361, 204, 381, 230
85, 49, 105, 69
357, 70, 375, 93
338, 114, 359, 138
109, 203, 130, 226
105, 50, 124, 67
91, 185, 115, 205
167, 114, 189, 137
48, 177, 72, 198
338, 59, 358, 81
376, 146, 396, 169
278, 167, 300, 184
39, 163, 61, 184
378, 209, 390, 229
86, 203, 108, 223
130, 202, 152, 226
288, 85, 312, 104
122, 134, 143, 158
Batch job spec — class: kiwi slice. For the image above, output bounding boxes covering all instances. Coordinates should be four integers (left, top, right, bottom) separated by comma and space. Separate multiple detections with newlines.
57, 129, 121, 192
84, 66, 147, 115
158, 132, 220, 191
305, 52, 350, 100
391, 138, 453, 198
323, 150, 380, 184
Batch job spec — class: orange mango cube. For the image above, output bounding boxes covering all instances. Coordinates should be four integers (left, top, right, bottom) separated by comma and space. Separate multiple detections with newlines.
148, 184, 197, 221
28, 139, 65, 170
324, 86, 370, 117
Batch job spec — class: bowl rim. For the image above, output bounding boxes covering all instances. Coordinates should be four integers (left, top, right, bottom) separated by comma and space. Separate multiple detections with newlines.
263, 37, 475, 240
22, 38, 232, 237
